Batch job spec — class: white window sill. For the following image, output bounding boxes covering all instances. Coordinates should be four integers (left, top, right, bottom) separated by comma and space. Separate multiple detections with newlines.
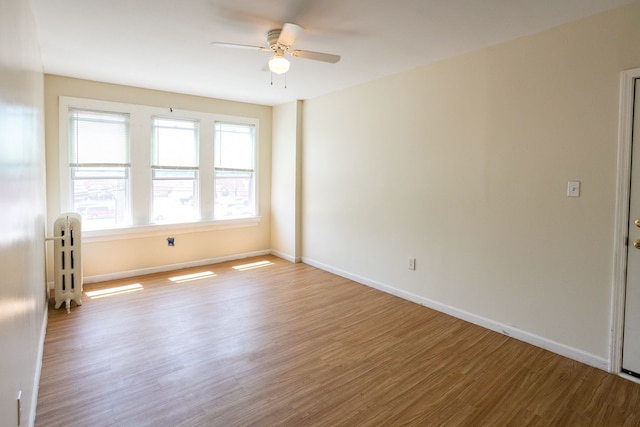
83, 217, 261, 243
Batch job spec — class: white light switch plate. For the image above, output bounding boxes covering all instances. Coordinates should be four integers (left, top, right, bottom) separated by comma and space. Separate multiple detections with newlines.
567, 181, 580, 197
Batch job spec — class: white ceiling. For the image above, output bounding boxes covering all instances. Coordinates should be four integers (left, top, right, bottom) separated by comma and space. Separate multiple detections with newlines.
30, 0, 637, 106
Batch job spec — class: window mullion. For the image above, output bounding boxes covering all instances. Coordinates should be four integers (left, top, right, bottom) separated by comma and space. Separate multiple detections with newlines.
199, 122, 215, 220
130, 111, 151, 226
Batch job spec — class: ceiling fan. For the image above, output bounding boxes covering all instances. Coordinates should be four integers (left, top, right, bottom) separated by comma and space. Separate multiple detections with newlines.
211, 23, 340, 75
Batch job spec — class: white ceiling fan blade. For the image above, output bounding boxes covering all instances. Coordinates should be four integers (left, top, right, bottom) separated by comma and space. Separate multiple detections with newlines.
210, 42, 270, 51
278, 23, 303, 46
290, 50, 340, 63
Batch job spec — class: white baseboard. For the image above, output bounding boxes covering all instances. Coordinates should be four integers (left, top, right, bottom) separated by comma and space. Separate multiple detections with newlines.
270, 250, 301, 263
81, 250, 271, 284
30, 302, 48, 427
620, 372, 640, 384
301, 257, 609, 372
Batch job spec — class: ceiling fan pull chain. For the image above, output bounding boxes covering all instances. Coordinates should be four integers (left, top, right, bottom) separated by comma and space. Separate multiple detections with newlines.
284, 73, 287, 89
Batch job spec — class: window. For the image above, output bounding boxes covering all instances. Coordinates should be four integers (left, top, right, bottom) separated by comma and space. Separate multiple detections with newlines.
60, 97, 259, 233
151, 118, 199, 223
214, 123, 256, 219
68, 109, 130, 230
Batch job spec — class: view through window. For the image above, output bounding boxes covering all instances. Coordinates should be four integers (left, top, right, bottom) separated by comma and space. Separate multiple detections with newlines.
214, 122, 256, 219
152, 117, 199, 223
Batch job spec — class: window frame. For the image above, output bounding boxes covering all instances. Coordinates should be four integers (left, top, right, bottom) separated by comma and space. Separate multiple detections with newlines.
58, 96, 260, 240
67, 108, 132, 228
150, 116, 201, 224
214, 121, 257, 220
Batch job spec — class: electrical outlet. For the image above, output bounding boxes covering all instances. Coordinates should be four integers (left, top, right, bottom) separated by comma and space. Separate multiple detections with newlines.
408, 257, 416, 270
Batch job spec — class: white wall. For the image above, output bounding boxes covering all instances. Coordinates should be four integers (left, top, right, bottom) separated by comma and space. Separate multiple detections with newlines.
301, 4, 640, 365
271, 100, 302, 261
44, 75, 273, 280
0, 0, 47, 425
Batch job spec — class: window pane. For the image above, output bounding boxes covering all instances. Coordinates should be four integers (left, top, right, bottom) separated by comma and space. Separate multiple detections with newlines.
214, 170, 254, 219
69, 109, 129, 164
152, 118, 198, 167
215, 123, 254, 169
72, 175, 129, 230
152, 178, 198, 223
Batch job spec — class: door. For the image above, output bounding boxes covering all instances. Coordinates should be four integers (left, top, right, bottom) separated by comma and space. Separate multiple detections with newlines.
623, 79, 640, 377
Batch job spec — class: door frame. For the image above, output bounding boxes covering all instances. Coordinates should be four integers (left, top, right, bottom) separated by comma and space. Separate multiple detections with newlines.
611, 67, 640, 376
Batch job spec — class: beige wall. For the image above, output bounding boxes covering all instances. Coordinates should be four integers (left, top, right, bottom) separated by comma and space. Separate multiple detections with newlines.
45, 75, 273, 280
271, 100, 302, 261
0, 0, 47, 425
301, 4, 640, 362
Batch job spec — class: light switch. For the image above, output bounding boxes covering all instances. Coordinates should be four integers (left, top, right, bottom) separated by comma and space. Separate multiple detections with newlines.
567, 181, 580, 197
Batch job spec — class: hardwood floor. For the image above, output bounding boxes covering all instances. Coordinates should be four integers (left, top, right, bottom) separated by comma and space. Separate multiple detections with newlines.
36, 256, 640, 426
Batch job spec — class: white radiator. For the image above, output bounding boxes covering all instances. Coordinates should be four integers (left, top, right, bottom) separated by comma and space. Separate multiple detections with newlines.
52, 213, 83, 313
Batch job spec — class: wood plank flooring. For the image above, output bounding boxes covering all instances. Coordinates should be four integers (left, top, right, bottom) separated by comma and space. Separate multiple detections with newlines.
35, 256, 640, 426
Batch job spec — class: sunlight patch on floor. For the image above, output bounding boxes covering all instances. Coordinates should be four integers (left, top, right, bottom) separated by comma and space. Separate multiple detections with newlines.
85, 283, 143, 299
169, 271, 216, 283
232, 260, 274, 271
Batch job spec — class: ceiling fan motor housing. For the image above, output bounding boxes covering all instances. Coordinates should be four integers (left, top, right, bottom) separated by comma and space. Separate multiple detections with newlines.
267, 29, 282, 48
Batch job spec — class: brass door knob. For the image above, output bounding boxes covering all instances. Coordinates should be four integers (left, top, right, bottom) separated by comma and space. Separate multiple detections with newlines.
634, 239, 640, 249
635, 218, 640, 228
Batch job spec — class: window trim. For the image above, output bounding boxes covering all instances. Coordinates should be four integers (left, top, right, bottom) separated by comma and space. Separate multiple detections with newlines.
59, 96, 261, 239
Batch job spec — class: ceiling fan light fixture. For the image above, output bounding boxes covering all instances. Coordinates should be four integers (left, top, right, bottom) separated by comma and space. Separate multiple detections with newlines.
268, 54, 290, 74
